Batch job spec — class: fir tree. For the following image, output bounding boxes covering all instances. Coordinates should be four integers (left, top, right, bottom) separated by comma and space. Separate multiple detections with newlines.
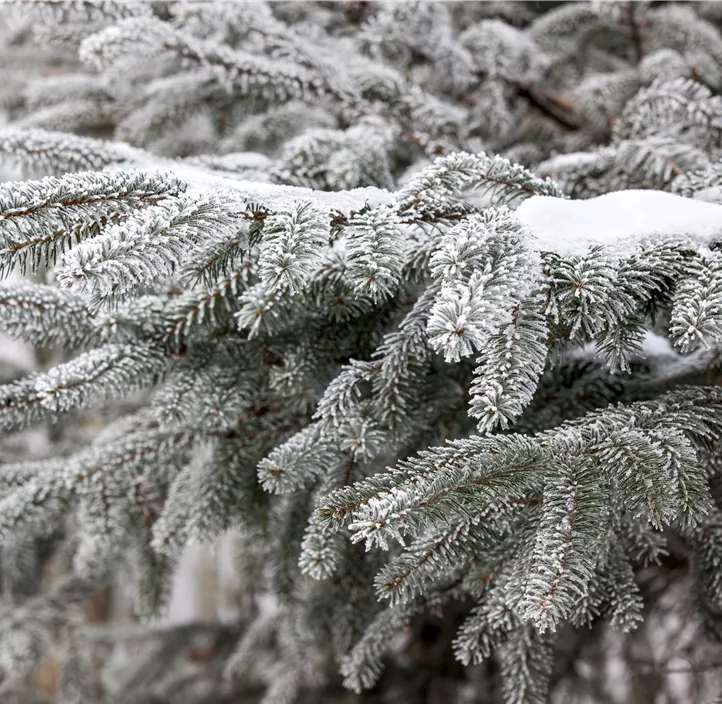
3, 2, 722, 703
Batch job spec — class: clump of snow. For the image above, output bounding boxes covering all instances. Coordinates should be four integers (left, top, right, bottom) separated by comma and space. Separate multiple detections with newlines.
641, 330, 678, 359
517, 190, 722, 256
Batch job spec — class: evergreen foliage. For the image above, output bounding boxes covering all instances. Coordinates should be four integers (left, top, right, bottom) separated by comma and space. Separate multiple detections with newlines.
3, 2, 722, 703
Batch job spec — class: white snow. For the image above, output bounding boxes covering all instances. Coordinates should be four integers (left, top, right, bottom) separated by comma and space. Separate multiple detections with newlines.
143, 162, 394, 213
569, 330, 678, 364
124, 164, 722, 253
516, 189, 722, 256
641, 330, 678, 359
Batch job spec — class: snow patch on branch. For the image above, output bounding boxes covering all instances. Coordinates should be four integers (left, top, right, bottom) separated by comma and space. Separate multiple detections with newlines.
517, 190, 722, 256
145, 163, 394, 213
